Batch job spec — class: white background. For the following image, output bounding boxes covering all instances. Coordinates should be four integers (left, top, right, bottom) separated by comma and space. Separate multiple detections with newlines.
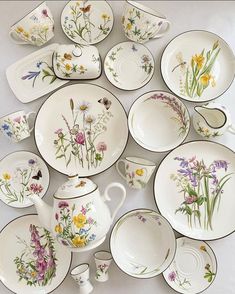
0, 1, 235, 293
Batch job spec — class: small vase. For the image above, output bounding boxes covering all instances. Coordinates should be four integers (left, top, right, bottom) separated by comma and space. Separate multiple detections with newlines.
71, 263, 93, 294
94, 251, 113, 282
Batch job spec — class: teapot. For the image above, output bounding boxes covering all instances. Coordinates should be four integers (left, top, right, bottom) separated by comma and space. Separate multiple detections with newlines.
193, 102, 235, 138
28, 175, 126, 252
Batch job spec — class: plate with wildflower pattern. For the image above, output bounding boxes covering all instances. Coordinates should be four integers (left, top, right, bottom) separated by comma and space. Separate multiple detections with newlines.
161, 30, 235, 102
104, 41, 155, 90
61, 0, 114, 45
6, 43, 68, 103
154, 140, 235, 240
110, 209, 176, 279
0, 151, 49, 208
163, 237, 217, 294
0, 214, 72, 293
128, 90, 190, 152
35, 83, 128, 177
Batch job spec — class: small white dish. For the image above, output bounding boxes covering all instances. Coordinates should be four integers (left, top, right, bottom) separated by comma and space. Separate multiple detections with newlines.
161, 30, 235, 102
94, 251, 112, 282
6, 43, 68, 103
0, 214, 72, 294
128, 90, 190, 152
61, 0, 114, 45
0, 151, 49, 208
110, 209, 176, 278
163, 237, 217, 294
71, 263, 93, 294
104, 41, 154, 90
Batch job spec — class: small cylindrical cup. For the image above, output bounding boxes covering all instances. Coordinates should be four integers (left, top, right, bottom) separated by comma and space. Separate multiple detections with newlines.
71, 263, 93, 294
94, 251, 112, 282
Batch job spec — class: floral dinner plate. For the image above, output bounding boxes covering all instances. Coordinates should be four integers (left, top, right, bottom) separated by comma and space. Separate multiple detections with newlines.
161, 30, 235, 102
163, 237, 217, 294
154, 141, 235, 240
0, 151, 49, 208
35, 83, 128, 177
104, 41, 155, 90
0, 214, 72, 294
61, 0, 114, 45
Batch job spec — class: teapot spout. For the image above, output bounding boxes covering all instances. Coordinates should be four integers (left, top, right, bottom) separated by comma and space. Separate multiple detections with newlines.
28, 194, 52, 231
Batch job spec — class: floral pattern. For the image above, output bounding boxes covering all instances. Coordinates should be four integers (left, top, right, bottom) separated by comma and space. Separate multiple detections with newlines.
1, 115, 29, 141
171, 156, 232, 230
168, 267, 191, 290
53, 98, 113, 170
200, 245, 216, 282
95, 264, 109, 280
62, 1, 112, 44
0, 158, 44, 204
54, 201, 97, 248
173, 41, 220, 98
145, 93, 190, 136
14, 224, 57, 287
125, 165, 147, 188
196, 122, 220, 138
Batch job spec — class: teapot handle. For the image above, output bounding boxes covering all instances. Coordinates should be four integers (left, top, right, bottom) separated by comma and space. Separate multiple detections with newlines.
228, 125, 235, 135
103, 182, 126, 223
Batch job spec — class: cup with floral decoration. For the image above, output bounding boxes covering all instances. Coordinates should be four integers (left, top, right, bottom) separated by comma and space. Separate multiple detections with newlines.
116, 156, 156, 189
71, 263, 93, 294
94, 251, 112, 282
0, 110, 36, 142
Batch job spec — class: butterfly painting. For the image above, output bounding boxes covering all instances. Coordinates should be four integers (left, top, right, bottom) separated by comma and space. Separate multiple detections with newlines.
98, 98, 112, 110
32, 170, 42, 180
132, 44, 138, 52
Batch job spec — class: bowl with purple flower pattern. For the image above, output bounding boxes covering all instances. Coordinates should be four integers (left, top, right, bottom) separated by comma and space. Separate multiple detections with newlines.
110, 209, 176, 279
0, 214, 72, 294
154, 140, 235, 240
163, 237, 217, 294
128, 90, 190, 152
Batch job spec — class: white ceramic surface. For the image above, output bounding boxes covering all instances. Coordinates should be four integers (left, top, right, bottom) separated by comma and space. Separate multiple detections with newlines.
0, 214, 72, 294
94, 251, 112, 282
6, 43, 68, 103
163, 237, 217, 294
128, 90, 190, 152
154, 140, 235, 240
61, 0, 114, 45
161, 30, 235, 102
71, 264, 93, 294
35, 83, 128, 177
0, 151, 49, 208
110, 209, 176, 278
104, 41, 154, 90
9, 1, 54, 46
122, 1, 170, 43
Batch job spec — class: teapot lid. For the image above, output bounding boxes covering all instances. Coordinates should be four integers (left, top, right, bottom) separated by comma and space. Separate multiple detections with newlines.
54, 174, 97, 199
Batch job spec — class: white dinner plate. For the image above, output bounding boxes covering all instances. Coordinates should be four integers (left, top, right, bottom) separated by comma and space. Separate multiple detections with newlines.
128, 90, 190, 152
0, 151, 49, 208
35, 83, 128, 177
0, 214, 72, 294
104, 41, 154, 90
61, 0, 114, 45
110, 209, 176, 278
163, 237, 217, 294
161, 30, 235, 102
154, 140, 235, 240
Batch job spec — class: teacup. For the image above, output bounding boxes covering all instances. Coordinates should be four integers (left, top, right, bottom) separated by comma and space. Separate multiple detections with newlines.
9, 2, 54, 46
116, 157, 156, 189
0, 110, 36, 143
94, 251, 112, 282
71, 264, 93, 294
121, 0, 171, 43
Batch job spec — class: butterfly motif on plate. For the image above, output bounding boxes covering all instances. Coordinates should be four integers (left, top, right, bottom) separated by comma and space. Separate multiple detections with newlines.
98, 98, 112, 110
172, 52, 187, 73
32, 170, 42, 180
132, 44, 138, 52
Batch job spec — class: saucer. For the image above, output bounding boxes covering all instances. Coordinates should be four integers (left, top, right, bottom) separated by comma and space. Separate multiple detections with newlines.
104, 41, 154, 90
128, 90, 190, 152
163, 237, 217, 294
61, 0, 114, 45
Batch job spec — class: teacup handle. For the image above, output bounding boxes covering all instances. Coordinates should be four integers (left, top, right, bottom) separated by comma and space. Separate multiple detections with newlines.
26, 111, 36, 133
9, 30, 28, 45
152, 20, 171, 39
103, 183, 126, 223
228, 124, 235, 135
115, 159, 126, 180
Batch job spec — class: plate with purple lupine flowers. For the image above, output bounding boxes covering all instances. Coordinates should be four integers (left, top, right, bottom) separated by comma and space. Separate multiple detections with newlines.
0, 214, 72, 294
154, 140, 235, 240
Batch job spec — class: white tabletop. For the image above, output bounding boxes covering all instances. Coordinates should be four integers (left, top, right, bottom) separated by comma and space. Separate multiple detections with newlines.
0, 1, 235, 293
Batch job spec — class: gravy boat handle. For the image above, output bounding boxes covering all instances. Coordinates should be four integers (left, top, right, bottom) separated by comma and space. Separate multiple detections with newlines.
228, 124, 235, 135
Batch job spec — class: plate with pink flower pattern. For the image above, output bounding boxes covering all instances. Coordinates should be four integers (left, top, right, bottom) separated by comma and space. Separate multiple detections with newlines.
35, 83, 128, 177
0, 214, 72, 294
154, 140, 235, 240
163, 237, 217, 294
0, 151, 49, 208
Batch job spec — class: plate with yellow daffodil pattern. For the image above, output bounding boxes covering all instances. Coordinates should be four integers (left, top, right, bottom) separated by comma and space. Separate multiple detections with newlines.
61, 0, 114, 45
161, 30, 235, 102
